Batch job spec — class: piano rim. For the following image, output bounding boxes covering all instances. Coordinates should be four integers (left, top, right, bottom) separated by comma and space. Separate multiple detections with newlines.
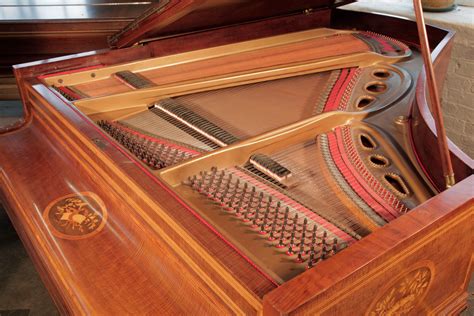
2, 8, 473, 314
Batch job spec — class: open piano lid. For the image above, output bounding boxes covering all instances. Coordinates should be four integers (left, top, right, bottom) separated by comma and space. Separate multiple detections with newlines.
108, 0, 354, 48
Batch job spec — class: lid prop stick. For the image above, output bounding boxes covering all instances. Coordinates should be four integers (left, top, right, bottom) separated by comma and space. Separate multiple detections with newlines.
413, 0, 455, 188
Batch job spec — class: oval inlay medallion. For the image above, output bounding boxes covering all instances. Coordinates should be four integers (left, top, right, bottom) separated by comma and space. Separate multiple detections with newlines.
43, 192, 107, 240
368, 264, 433, 315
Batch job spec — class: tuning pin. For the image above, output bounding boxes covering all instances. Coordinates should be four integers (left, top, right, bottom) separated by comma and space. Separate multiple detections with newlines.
264, 199, 272, 218
284, 207, 290, 222
256, 191, 264, 209
274, 201, 281, 216
267, 195, 273, 208
301, 217, 308, 235
276, 224, 286, 248
240, 182, 248, 201
259, 207, 270, 234
321, 230, 328, 243
242, 206, 252, 221
236, 195, 245, 217
219, 183, 230, 205
321, 238, 329, 259
286, 231, 296, 255
208, 169, 217, 185
234, 178, 240, 191
259, 222, 267, 235
213, 176, 224, 199
328, 238, 338, 256
268, 222, 277, 241
292, 212, 298, 225
227, 189, 237, 210
252, 208, 260, 227
248, 187, 256, 206
291, 217, 298, 236
296, 252, 305, 263
296, 234, 306, 263
307, 251, 315, 269
314, 250, 323, 264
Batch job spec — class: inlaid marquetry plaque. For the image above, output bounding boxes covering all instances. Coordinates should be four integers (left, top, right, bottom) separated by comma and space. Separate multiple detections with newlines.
43, 192, 107, 240
367, 264, 433, 315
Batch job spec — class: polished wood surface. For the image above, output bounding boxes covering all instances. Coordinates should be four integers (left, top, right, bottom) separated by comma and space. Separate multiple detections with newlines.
0, 1, 152, 20
332, 8, 473, 189
0, 1, 151, 99
1, 4, 473, 314
263, 176, 473, 314
0, 97, 264, 314
411, 36, 474, 192
413, 0, 454, 188
109, 0, 349, 48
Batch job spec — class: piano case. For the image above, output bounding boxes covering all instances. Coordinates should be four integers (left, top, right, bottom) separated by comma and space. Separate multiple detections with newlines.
1, 1, 473, 314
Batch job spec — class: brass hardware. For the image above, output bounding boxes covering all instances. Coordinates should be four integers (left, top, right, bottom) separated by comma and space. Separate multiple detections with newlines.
413, 0, 456, 190
445, 174, 456, 188
394, 115, 409, 125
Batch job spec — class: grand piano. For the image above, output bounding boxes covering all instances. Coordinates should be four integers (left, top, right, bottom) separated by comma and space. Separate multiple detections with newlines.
0, 1, 472, 314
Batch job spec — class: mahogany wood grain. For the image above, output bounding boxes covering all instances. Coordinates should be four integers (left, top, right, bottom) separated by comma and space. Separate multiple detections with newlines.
0, 1, 151, 100
2, 5, 473, 314
10, 10, 332, 131
0, 86, 266, 314
331, 8, 473, 187
0, 123, 241, 314
413, 0, 454, 188
111, 0, 338, 48
31, 80, 277, 298
74, 33, 369, 98
411, 39, 473, 191
145, 9, 332, 56
0, 2, 151, 77
11, 9, 331, 82
10, 45, 152, 133
263, 175, 474, 315
0, 23, 118, 100
331, 8, 449, 50
0, 1, 150, 20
